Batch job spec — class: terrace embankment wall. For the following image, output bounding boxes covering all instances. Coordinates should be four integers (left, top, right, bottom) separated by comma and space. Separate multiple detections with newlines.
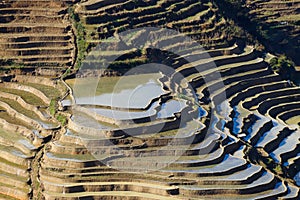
0, 91, 48, 121
280, 110, 300, 121
15, 75, 66, 94
0, 186, 29, 200
224, 76, 283, 100
0, 75, 14, 82
1, 82, 50, 105
0, 100, 42, 130
0, 118, 42, 149
0, 149, 30, 167
83, 0, 127, 10
15, 75, 59, 89
0, 158, 28, 178
0, 176, 29, 192
258, 94, 297, 114
41, 154, 104, 168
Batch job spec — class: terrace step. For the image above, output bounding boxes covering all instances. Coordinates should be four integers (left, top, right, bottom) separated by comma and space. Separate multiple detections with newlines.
0, 156, 29, 178
41, 181, 179, 196
0, 91, 49, 121
198, 164, 264, 184
163, 154, 248, 177
270, 130, 300, 163
77, 0, 228, 46
183, 182, 286, 199
279, 109, 300, 123
53, 129, 219, 156
0, 146, 32, 166
0, 97, 58, 130
0, 171, 30, 192
258, 95, 300, 115
283, 185, 300, 199
243, 88, 300, 110
197, 67, 271, 103
229, 80, 288, 107
264, 128, 295, 153
0, 184, 30, 200
212, 75, 283, 106
43, 190, 180, 200
106, 147, 226, 170
241, 114, 274, 145
268, 102, 300, 119
179, 171, 281, 195
0, 0, 74, 68
193, 57, 265, 93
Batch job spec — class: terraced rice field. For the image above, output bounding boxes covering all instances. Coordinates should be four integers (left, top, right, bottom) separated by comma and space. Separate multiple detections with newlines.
0, 0, 299, 200
0, 75, 64, 199
245, 0, 300, 65
0, 0, 76, 70
75, 0, 236, 51
38, 41, 300, 199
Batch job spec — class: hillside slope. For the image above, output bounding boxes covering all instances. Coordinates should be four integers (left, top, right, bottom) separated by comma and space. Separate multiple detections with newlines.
0, 0, 299, 200
0, 0, 76, 74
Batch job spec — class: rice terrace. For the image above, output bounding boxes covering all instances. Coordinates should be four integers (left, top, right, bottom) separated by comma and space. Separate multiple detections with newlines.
0, 0, 300, 199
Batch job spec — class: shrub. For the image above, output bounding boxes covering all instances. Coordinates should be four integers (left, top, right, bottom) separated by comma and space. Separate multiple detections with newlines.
62, 68, 72, 79
0, 58, 13, 66
274, 165, 282, 174
68, 7, 88, 70
49, 99, 58, 116
269, 55, 295, 80
56, 114, 67, 126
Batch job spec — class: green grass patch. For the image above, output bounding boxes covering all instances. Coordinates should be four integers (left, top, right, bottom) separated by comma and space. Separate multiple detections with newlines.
286, 115, 300, 125
56, 114, 67, 126
20, 82, 61, 99
274, 165, 283, 174
0, 170, 28, 183
49, 99, 67, 126
0, 126, 30, 143
0, 156, 28, 170
47, 152, 96, 161
0, 88, 46, 106
0, 97, 41, 119
49, 99, 57, 116
0, 107, 33, 129
0, 191, 22, 200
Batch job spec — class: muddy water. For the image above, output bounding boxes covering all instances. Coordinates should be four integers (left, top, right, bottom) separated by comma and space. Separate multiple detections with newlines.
65, 73, 203, 136
64, 73, 166, 108
83, 80, 164, 108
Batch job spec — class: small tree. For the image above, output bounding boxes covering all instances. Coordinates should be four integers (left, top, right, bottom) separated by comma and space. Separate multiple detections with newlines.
270, 55, 295, 80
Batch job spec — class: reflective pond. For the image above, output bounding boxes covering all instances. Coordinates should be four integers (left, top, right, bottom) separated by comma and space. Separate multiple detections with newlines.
65, 73, 165, 108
